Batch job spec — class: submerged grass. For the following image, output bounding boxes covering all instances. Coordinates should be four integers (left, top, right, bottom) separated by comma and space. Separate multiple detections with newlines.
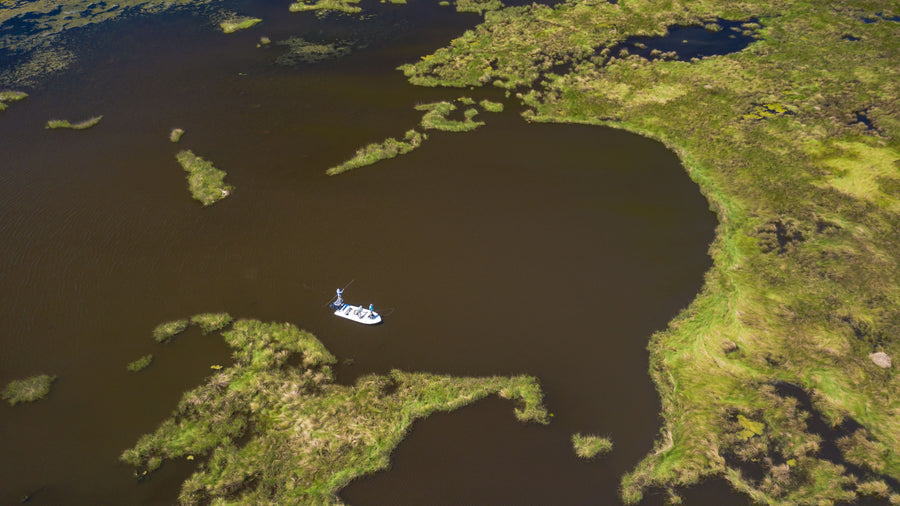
175, 150, 234, 206
403, 0, 900, 503
572, 433, 613, 459
3, 374, 56, 405
127, 354, 154, 372
45, 115, 102, 130
327, 129, 426, 175
122, 319, 548, 503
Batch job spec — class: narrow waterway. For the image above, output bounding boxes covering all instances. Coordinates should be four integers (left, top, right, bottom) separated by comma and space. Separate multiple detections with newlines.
0, 0, 736, 503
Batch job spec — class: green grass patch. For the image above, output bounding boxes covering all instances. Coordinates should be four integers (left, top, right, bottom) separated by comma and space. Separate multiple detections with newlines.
327, 129, 426, 175
572, 433, 613, 459
45, 115, 102, 130
3, 374, 56, 405
169, 128, 184, 143
288, 0, 362, 14
153, 319, 189, 343
127, 354, 154, 372
122, 319, 548, 503
220, 16, 261, 34
480, 99, 504, 112
175, 150, 234, 206
0, 90, 28, 112
190, 312, 233, 334
417, 100, 485, 132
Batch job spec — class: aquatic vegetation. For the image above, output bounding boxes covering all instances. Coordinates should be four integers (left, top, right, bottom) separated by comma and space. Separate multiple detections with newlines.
122, 319, 548, 503
571, 433, 613, 459
169, 128, 184, 143
407, 0, 900, 503
480, 99, 504, 112
190, 312, 233, 334
454, 0, 503, 15
219, 16, 261, 34
327, 129, 426, 175
175, 150, 234, 206
273, 37, 354, 66
127, 355, 154, 372
152, 319, 189, 343
417, 100, 484, 132
0, 91, 28, 112
45, 116, 102, 130
288, 0, 362, 15
2, 374, 56, 405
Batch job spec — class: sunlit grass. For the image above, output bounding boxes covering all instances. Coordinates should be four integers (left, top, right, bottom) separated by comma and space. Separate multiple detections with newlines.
220, 16, 261, 34
572, 433, 613, 459
175, 150, 234, 206
190, 313, 233, 334
153, 319, 189, 343
0, 90, 28, 112
122, 319, 548, 503
45, 116, 102, 130
169, 128, 184, 143
2, 374, 56, 405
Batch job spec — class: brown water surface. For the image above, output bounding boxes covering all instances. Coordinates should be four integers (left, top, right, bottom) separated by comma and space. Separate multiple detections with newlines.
0, 0, 738, 503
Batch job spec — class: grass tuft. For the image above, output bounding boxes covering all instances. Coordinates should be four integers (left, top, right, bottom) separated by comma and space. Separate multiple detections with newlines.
127, 355, 154, 372
45, 116, 102, 130
220, 16, 261, 34
571, 433, 613, 459
175, 150, 234, 206
480, 99, 504, 112
0, 90, 28, 112
190, 313, 233, 334
3, 375, 56, 405
169, 128, 184, 143
153, 319, 189, 343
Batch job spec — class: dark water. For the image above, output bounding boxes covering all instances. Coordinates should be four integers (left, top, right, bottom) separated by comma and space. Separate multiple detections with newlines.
607, 19, 759, 61
0, 0, 733, 503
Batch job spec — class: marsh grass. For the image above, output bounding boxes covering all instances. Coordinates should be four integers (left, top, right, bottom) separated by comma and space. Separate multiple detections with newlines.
122, 319, 548, 503
571, 433, 613, 459
327, 129, 425, 175
175, 150, 233, 206
480, 99, 504, 112
274, 37, 354, 66
127, 355, 154, 372
45, 115, 102, 130
220, 16, 261, 34
417, 101, 484, 131
190, 313, 233, 334
288, 0, 361, 14
3, 375, 56, 405
153, 319, 189, 343
0, 90, 27, 111
407, 0, 900, 503
169, 128, 184, 143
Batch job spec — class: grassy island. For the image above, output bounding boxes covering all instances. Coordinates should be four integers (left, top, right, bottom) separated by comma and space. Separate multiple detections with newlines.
127, 354, 154, 372
122, 319, 548, 503
3, 374, 56, 405
46, 115, 102, 130
572, 433, 613, 460
327, 129, 426, 175
0, 90, 28, 111
219, 16, 261, 34
175, 150, 234, 206
402, 0, 900, 503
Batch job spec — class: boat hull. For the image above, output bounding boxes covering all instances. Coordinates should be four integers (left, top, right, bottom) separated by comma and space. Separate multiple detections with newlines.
333, 304, 382, 325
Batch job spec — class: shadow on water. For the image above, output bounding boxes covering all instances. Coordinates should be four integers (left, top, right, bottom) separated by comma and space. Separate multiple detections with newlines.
604, 18, 760, 61
0, 0, 739, 503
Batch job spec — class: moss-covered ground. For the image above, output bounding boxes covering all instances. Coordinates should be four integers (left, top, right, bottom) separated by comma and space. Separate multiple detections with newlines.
122, 319, 548, 504
175, 150, 234, 206
399, 0, 900, 503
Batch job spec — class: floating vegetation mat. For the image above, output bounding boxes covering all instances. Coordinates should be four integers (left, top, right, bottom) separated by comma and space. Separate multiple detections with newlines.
45, 115, 103, 130
2, 374, 56, 406
175, 150, 234, 207
122, 319, 549, 503
327, 129, 426, 175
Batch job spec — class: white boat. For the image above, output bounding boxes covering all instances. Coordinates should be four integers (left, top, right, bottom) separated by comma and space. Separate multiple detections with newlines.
329, 288, 382, 325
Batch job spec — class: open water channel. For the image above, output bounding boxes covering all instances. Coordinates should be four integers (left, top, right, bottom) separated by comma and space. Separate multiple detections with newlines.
0, 0, 738, 503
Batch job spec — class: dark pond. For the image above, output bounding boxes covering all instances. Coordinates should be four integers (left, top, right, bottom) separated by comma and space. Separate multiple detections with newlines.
0, 0, 734, 503
606, 18, 759, 61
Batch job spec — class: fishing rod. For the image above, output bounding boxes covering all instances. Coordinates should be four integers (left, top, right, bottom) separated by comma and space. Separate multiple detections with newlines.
322, 279, 354, 307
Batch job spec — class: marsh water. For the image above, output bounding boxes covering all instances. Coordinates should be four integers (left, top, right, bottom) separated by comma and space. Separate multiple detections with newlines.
0, 0, 736, 503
